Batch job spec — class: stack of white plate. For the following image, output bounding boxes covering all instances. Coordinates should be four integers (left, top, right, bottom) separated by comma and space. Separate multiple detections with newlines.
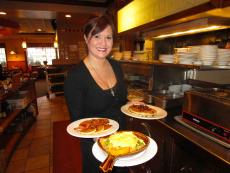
187, 46, 201, 54
122, 51, 132, 60
174, 47, 189, 53
113, 51, 123, 60
159, 54, 174, 63
216, 49, 230, 66
177, 52, 197, 65
199, 45, 218, 65
133, 51, 147, 61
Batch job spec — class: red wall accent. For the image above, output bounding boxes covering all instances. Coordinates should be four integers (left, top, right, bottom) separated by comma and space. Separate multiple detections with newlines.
7, 61, 27, 71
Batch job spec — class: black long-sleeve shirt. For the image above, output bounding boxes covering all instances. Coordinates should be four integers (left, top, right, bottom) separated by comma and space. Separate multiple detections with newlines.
64, 58, 127, 125
64, 58, 128, 173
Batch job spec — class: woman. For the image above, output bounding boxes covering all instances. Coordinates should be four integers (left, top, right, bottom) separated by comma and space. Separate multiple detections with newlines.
64, 15, 128, 173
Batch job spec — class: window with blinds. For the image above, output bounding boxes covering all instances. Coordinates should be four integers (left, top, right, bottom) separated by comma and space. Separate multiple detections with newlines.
27, 47, 56, 66
0, 47, 7, 67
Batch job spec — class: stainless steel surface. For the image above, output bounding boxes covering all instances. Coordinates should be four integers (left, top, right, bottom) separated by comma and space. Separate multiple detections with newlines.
194, 70, 230, 85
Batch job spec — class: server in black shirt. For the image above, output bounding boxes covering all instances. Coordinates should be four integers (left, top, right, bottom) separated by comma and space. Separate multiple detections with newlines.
64, 14, 128, 173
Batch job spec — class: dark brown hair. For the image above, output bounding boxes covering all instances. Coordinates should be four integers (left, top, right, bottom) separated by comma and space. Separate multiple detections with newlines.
83, 14, 116, 39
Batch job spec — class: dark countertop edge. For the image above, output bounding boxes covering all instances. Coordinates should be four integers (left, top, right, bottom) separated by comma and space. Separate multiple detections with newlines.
157, 117, 230, 165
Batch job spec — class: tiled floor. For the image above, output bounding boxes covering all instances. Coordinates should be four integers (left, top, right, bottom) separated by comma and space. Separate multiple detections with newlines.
6, 95, 70, 173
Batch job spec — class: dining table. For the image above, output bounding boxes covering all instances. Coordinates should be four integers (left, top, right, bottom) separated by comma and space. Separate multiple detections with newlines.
53, 120, 82, 173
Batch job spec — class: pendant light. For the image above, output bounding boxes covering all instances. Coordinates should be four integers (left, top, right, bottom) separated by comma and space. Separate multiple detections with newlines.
22, 41, 27, 49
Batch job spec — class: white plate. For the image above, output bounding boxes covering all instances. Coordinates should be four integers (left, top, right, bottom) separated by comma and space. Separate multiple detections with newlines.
66, 118, 119, 138
121, 103, 167, 120
92, 137, 158, 167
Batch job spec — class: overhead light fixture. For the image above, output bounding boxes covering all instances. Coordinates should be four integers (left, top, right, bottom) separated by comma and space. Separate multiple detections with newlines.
54, 41, 58, 48
65, 14, 71, 18
22, 41, 27, 49
154, 25, 227, 39
0, 12, 7, 15
9, 50, 16, 55
143, 17, 230, 39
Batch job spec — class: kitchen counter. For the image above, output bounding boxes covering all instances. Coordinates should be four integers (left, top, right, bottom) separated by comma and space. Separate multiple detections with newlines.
126, 113, 229, 172
160, 117, 230, 164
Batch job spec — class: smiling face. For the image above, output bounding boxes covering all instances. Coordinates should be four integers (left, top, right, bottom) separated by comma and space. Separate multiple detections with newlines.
85, 25, 113, 60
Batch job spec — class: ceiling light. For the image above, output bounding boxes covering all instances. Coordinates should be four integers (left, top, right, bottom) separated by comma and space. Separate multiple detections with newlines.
145, 17, 230, 39
0, 12, 7, 15
65, 14, 71, 18
154, 25, 227, 39
22, 41, 27, 49
37, 28, 42, 32
54, 41, 58, 48
10, 50, 16, 55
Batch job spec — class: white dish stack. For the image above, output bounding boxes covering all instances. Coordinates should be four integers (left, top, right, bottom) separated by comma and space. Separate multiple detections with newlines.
133, 51, 147, 61
216, 48, 230, 66
187, 46, 201, 54
177, 52, 197, 65
113, 51, 123, 60
187, 46, 201, 65
159, 54, 174, 63
122, 51, 132, 60
199, 45, 218, 65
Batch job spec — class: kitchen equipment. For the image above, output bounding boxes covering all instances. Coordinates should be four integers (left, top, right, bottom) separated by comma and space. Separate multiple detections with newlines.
182, 88, 230, 145
168, 84, 182, 94
151, 90, 184, 109
98, 131, 149, 172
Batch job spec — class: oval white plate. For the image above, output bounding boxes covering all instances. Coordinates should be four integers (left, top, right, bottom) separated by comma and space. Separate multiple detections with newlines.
121, 103, 167, 120
66, 118, 119, 138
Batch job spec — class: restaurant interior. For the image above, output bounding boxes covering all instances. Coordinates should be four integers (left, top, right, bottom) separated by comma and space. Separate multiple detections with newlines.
0, 0, 230, 173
